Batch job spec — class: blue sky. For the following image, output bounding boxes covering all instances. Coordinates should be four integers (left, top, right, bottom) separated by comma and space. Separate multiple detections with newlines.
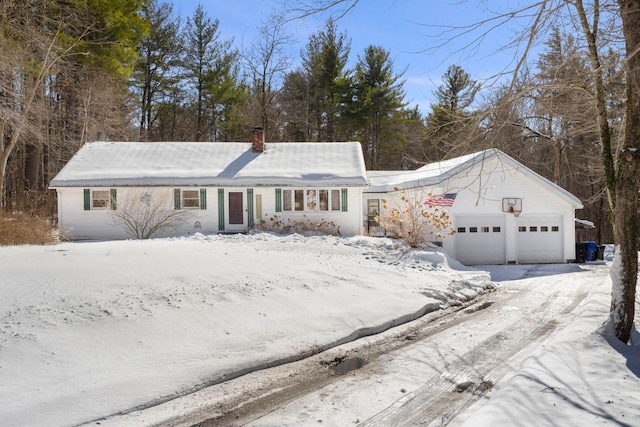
171, 1, 533, 114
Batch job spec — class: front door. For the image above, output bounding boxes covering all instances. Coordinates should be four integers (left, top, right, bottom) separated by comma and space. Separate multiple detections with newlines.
229, 192, 244, 225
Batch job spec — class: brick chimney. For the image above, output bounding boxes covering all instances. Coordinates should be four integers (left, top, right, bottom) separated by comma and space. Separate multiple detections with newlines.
252, 126, 264, 152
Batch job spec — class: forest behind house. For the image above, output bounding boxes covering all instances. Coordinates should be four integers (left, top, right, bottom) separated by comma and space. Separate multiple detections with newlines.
1, 0, 625, 243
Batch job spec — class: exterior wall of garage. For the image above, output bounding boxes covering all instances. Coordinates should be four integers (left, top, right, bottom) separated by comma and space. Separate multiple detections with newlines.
441, 155, 578, 264
365, 153, 580, 265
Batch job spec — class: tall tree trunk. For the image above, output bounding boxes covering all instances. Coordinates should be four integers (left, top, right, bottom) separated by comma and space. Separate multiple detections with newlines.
25, 75, 46, 192
575, 0, 617, 215
611, 0, 640, 343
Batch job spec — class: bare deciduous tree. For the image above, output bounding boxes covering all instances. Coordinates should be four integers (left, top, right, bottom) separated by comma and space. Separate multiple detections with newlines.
109, 189, 193, 240
243, 14, 293, 140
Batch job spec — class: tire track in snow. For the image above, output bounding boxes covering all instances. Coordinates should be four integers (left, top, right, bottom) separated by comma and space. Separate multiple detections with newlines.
359, 281, 596, 426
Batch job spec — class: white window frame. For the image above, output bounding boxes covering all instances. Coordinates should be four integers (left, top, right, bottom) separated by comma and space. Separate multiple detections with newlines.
92, 190, 110, 210
282, 188, 341, 212
181, 189, 200, 209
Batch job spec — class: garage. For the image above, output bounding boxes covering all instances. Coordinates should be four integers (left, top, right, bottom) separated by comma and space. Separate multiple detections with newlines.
516, 216, 564, 263
365, 149, 583, 265
454, 216, 505, 265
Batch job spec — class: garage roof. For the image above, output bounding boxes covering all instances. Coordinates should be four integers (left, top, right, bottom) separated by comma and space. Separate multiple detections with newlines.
366, 148, 583, 208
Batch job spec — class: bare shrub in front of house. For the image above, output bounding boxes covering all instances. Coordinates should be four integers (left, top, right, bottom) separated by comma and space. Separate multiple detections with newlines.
254, 214, 341, 236
110, 189, 193, 239
376, 189, 454, 248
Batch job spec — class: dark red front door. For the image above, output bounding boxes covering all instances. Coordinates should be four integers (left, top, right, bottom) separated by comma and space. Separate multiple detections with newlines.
229, 192, 244, 225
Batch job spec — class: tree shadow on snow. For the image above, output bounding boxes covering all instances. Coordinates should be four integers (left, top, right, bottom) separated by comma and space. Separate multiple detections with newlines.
475, 263, 591, 282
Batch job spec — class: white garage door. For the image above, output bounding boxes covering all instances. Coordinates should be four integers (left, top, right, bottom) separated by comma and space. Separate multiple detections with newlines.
454, 216, 505, 265
517, 216, 563, 263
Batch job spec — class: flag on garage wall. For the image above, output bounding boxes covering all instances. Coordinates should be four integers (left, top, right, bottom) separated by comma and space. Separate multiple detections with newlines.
424, 193, 457, 207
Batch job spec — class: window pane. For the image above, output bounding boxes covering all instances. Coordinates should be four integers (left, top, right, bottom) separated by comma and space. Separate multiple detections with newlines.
92, 190, 109, 209
182, 190, 200, 208
519, 226, 526, 232
493, 227, 501, 232
552, 226, 559, 232
481, 226, 489, 232
319, 190, 329, 211
331, 189, 341, 211
457, 227, 466, 233
283, 190, 292, 211
469, 227, 478, 233
541, 226, 549, 232
306, 189, 317, 211
295, 190, 304, 211
530, 226, 537, 232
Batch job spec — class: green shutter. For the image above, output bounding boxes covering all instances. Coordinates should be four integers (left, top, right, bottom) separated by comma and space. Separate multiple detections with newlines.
341, 188, 348, 212
218, 189, 225, 231
83, 189, 91, 210
275, 188, 282, 212
200, 188, 207, 210
174, 189, 181, 210
110, 189, 117, 210
247, 189, 254, 228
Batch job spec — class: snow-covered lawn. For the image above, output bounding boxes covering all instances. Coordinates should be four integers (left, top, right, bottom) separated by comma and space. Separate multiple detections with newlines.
0, 233, 490, 426
1, 233, 638, 426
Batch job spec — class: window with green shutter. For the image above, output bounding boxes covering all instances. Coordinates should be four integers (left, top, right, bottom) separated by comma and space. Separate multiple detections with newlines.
83, 189, 91, 210
341, 188, 348, 212
218, 189, 225, 230
110, 189, 117, 210
247, 189, 254, 227
174, 189, 181, 210
275, 188, 282, 212
199, 188, 207, 210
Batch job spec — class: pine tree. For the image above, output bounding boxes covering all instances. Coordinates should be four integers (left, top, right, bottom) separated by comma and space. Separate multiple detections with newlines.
350, 45, 407, 169
425, 65, 480, 160
132, 0, 182, 141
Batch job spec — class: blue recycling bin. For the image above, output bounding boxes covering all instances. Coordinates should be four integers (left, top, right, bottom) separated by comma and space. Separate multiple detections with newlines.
582, 241, 598, 261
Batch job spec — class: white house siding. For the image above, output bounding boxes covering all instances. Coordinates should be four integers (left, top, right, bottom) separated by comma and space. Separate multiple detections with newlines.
253, 187, 363, 236
56, 187, 219, 240
57, 186, 364, 240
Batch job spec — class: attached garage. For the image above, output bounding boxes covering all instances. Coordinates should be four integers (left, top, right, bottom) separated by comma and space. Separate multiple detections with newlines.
516, 216, 564, 264
454, 216, 505, 265
365, 149, 584, 265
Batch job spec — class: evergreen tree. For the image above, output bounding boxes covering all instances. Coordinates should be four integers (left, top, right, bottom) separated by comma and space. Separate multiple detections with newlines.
350, 45, 407, 169
132, 0, 182, 141
301, 19, 351, 141
0, 0, 146, 210
182, 5, 239, 141
425, 65, 480, 160
279, 70, 314, 141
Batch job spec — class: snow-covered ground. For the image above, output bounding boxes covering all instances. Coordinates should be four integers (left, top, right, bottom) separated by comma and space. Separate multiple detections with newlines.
0, 233, 490, 426
0, 233, 638, 426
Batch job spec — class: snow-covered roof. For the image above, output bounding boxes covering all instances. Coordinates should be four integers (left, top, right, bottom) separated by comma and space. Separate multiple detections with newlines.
366, 148, 583, 208
575, 218, 595, 228
49, 141, 369, 188
366, 151, 484, 193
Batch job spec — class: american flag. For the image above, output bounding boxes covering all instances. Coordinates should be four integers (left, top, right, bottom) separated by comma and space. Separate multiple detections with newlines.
424, 193, 457, 207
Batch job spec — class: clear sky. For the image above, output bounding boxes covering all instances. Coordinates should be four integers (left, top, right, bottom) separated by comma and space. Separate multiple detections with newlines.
171, 1, 534, 114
